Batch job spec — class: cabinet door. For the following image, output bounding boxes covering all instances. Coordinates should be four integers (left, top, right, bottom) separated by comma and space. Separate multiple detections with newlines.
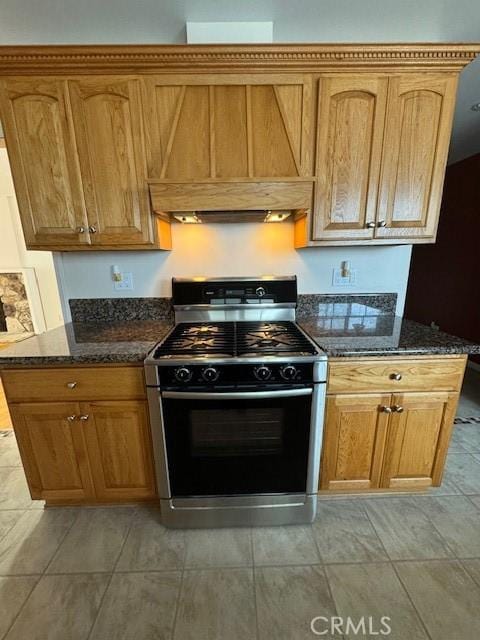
313, 76, 388, 241
381, 392, 458, 489
68, 77, 153, 246
143, 74, 313, 180
81, 400, 156, 501
9, 402, 94, 501
376, 74, 457, 240
0, 78, 89, 247
320, 394, 391, 490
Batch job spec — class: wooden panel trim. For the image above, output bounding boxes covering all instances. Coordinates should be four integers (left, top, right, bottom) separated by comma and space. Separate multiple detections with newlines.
0, 138, 6, 148
0, 44, 478, 74
149, 180, 313, 212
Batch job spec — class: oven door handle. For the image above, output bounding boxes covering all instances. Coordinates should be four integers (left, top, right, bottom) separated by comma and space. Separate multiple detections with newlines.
161, 388, 313, 400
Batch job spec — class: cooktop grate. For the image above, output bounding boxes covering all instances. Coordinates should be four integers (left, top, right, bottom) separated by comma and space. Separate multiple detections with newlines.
153, 321, 317, 358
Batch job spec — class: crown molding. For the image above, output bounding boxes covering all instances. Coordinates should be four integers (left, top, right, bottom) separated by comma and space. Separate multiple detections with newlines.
0, 43, 479, 74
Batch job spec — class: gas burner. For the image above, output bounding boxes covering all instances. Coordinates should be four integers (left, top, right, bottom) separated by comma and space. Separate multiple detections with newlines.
153, 322, 235, 358
183, 325, 224, 336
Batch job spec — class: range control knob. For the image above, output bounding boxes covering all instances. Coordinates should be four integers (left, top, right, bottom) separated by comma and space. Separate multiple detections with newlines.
256, 286, 266, 297
280, 365, 298, 381
174, 367, 193, 383
202, 367, 220, 383
254, 365, 272, 381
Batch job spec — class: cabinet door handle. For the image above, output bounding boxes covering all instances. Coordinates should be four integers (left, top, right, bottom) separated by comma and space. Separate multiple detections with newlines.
380, 405, 393, 413
67, 415, 77, 422
377, 220, 387, 228
79, 414, 90, 421
66, 382, 77, 389
77, 226, 85, 234
390, 373, 402, 381
88, 225, 97, 234
392, 405, 404, 413
366, 221, 376, 229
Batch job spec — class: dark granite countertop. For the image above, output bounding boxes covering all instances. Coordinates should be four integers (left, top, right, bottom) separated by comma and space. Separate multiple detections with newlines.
298, 314, 480, 357
0, 320, 173, 367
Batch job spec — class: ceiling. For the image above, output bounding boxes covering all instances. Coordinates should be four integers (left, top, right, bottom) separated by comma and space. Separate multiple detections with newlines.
0, 0, 479, 163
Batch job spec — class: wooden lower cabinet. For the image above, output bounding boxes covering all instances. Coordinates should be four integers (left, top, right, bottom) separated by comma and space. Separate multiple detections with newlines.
81, 400, 156, 502
320, 394, 391, 490
321, 390, 459, 492
5, 372, 158, 505
10, 402, 95, 502
380, 392, 458, 490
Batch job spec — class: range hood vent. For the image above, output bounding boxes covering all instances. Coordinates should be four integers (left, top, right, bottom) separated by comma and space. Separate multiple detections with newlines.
172, 210, 291, 224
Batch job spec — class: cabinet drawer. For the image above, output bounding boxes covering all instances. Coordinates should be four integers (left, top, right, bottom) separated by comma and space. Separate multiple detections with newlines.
327, 358, 466, 394
2, 367, 146, 403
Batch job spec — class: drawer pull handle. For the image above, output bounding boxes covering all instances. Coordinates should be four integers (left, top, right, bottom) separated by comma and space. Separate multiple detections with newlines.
67, 415, 77, 422
390, 373, 402, 381
377, 220, 387, 228
392, 405, 404, 413
366, 221, 376, 229
380, 405, 393, 413
79, 414, 90, 421
66, 382, 77, 389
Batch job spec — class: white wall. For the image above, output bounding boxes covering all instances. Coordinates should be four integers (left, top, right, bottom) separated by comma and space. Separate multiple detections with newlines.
0, 148, 64, 331
57, 223, 412, 319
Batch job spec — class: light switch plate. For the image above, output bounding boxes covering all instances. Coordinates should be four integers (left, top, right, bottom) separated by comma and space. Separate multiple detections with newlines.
114, 272, 133, 291
332, 268, 357, 286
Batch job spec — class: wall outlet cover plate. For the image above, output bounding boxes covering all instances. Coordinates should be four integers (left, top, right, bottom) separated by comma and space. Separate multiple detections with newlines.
114, 272, 133, 291
332, 268, 358, 286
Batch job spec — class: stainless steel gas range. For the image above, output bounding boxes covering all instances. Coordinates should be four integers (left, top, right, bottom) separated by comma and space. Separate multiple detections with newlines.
144, 276, 327, 528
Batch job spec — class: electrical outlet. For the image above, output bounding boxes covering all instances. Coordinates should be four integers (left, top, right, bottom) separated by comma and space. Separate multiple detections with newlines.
114, 272, 133, 291
332, 268, 357, 286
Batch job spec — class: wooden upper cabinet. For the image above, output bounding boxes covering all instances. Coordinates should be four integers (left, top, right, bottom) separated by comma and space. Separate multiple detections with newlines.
143, 74, 314, 180
0, 78, 89, 247
376, 74, 457, 240
68, 77, 153, 246
9, 402, 94, 502
320, 393, 391, 491
313, 75, 388, 241
381, 391, 458, 489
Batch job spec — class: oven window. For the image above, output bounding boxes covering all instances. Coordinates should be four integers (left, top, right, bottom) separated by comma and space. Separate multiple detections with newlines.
190, 408, 284, 457
162, 393, 312, 497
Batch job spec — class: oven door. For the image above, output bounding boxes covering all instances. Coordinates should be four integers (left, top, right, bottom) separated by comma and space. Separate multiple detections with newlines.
160, 388, 314, 498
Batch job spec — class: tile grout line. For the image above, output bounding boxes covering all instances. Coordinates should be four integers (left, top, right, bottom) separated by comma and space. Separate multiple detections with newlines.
250, 529, 260, 640
459, 559, 480, 588
0, 510, 27, 547
169, 518, 187, 640
86, 507, 138, 640
357, 498, 396, 562
0, 574, 42, 640
41, 508, 82, 576
361, 496, 457, 562
390, 561, 434, 640
170, 553, 187, 640
410, 496, 461, 560
309, 514, 343, 622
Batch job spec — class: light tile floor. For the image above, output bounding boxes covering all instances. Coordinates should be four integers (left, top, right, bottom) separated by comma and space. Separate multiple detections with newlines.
0, 371, 479, 639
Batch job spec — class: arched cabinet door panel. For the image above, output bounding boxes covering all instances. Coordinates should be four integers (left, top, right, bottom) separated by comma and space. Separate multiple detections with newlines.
0, 78, 89, 247
376, 74, 457, 240
68, 77, 153, 246
313, 75, 388, 241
